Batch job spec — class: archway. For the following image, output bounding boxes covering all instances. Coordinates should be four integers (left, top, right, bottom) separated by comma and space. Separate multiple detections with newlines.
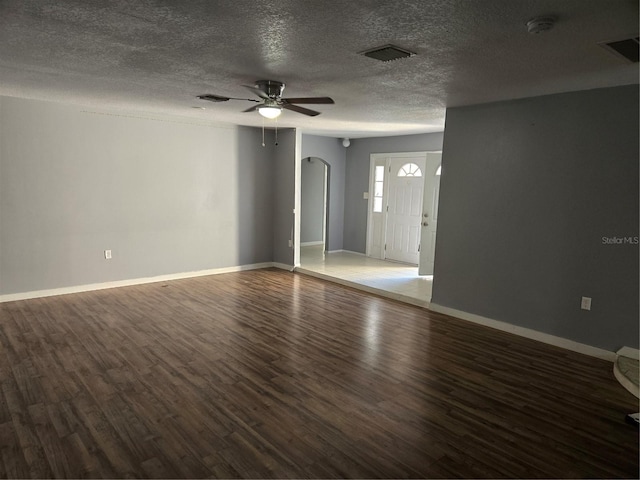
301, 156, 330, 254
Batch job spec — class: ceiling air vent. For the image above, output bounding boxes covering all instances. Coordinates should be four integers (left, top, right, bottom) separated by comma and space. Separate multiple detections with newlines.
359, 44, 416, 62
599, 37, 639, 63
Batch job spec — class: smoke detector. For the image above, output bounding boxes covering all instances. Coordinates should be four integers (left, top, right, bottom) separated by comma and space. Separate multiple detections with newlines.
526, 16, 556, 34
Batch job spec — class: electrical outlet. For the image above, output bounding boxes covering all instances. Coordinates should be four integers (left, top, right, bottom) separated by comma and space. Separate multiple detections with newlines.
288, 240, 292, 248
581, 296, 591, 311
104, 249, 112, 260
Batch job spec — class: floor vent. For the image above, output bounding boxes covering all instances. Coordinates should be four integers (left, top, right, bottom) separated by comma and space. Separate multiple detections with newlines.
599, 37, 639, 63
359, 44, 416, 62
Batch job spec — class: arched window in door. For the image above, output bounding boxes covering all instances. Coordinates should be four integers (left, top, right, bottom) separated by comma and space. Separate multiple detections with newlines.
397, 163, 422, 177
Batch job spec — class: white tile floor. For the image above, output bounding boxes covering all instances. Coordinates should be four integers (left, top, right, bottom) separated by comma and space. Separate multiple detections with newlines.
297, 245, 432, 308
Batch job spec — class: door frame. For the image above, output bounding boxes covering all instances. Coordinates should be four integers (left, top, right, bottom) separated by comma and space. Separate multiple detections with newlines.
300, 156, 329, 249
366, 151, 443, 273
366, 151, 428, 260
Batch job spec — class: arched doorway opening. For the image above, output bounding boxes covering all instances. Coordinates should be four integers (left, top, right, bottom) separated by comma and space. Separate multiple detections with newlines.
301, 156, 329, 255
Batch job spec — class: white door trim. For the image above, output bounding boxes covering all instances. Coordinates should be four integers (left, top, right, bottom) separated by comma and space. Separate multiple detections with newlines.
293, 129, 302, 268
365, 155, 376, 257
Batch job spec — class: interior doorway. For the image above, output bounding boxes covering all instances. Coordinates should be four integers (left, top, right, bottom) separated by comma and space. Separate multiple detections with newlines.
298, 150, 440, 307
301, 157, 328, 250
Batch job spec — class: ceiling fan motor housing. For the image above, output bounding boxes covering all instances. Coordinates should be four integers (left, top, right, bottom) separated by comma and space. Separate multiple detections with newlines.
256, 80, 285, 98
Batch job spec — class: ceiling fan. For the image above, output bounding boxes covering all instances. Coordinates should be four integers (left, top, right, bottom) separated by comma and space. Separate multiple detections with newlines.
197, 80, 334, 119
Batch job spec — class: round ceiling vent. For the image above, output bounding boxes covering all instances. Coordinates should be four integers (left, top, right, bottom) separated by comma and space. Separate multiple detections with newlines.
526, 16, 556, 34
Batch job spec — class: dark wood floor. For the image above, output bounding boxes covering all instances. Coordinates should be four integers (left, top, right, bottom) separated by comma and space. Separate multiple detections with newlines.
0, 268, 637, 478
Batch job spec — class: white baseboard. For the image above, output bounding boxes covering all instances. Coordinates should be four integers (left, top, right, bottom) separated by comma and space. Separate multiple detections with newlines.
0, 262, 274, 303
429, 303, 617, 362
272, 262, 295, 272
326, 249, 366, 256
616, 347, 640, 360
300, 241, 324, 247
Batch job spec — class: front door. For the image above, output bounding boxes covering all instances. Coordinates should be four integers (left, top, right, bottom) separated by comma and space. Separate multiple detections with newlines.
385, 157, 426, 265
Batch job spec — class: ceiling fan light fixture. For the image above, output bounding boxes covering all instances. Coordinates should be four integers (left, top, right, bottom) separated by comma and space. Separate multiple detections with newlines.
258, 105, 282, 119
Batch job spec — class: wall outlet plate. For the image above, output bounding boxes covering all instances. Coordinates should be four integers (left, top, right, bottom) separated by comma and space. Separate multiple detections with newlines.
581, 296, 591, 310
104, 249, 112, 260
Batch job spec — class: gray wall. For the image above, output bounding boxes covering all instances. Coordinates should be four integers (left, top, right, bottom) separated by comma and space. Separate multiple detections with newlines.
0, 97, 273, 295
343, 132, 444, 253
272, 128, 297, 266
432, 85, 639, 351
301, 134, 346, 251
237, 126, 275, 265
301, 158, 325, 244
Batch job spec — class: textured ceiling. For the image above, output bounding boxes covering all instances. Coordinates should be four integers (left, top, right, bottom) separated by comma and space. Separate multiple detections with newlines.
0, 0, 637, 137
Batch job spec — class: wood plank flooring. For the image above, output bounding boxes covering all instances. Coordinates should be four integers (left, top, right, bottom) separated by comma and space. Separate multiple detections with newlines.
0, 268, 638, 478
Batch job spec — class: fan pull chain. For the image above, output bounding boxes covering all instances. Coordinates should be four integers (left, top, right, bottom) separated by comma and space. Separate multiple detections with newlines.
274, 116, 278, 146
261, 116, 265, 147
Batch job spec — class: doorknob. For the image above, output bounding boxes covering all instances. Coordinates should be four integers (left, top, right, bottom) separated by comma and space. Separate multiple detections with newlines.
423, 213, 429, 218
422, 222, 429, 226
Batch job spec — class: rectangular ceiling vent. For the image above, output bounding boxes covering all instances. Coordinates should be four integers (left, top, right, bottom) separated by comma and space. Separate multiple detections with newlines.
359, 44, 416, 62
599, 36, 639, 63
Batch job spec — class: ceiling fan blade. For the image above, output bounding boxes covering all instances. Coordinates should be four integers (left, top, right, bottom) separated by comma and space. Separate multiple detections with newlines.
197, 94, 230, 102
242, 85, 270, 100
282, 103, 321, 116
282, 97, 334, 104
198, 94, 259, 103
242, 105, 259, 113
